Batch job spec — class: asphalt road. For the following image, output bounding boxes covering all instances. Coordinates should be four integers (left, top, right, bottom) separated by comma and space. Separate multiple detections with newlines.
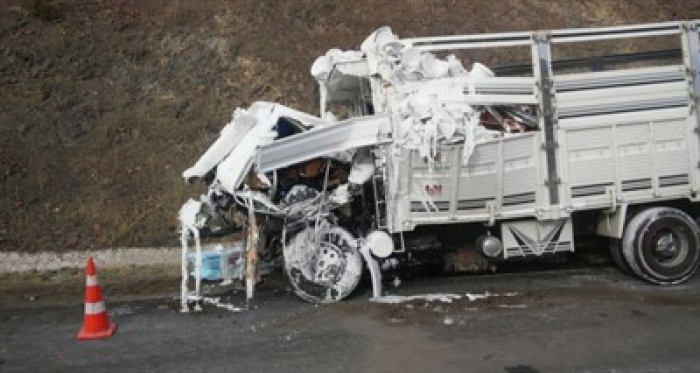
2, 267, 700, 372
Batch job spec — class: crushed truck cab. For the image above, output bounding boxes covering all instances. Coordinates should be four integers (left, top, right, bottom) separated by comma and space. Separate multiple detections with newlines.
180, 21, 700, 309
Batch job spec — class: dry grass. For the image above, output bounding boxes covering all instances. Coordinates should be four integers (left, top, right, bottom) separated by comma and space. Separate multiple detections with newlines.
0, 0, 698, 252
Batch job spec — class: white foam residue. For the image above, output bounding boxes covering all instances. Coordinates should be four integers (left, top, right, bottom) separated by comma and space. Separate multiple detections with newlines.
466, 291, 519, 301
496, 292, 519, 297
371, 293, 462, 304
199, 296, 244, 312
371, 291, 518, 304
465, 292, 490, 301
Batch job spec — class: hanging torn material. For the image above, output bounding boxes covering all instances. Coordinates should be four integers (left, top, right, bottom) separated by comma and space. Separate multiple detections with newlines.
177, 25, 539, 308
175, 23, 535, 310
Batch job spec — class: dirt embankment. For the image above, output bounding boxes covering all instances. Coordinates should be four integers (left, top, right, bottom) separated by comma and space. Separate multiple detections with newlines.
1, 0, 698, 253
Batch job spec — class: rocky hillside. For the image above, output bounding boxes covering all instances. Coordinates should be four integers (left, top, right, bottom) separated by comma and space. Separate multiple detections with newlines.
1, 0, 698, 252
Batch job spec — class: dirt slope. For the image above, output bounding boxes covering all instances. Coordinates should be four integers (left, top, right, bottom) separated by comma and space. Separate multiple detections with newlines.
1, 0, 698, 252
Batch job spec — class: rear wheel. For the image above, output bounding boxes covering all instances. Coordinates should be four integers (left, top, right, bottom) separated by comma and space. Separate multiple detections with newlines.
284, 225, 363, 303
609, 238, 633, 275
622, 207, 700, 285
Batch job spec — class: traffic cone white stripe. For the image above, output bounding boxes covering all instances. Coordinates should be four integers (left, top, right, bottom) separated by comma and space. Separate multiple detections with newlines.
86, 275, 99, 286
84, 301, 106, 315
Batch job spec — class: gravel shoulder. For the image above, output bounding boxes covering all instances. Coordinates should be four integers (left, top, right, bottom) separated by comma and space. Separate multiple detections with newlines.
0, 263, 182, 308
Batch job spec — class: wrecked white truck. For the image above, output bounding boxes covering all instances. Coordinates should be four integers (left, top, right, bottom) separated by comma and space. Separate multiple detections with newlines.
179, 21, 700, 309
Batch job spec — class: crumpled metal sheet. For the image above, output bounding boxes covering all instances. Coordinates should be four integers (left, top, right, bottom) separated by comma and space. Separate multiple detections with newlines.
256, 114, 389, 173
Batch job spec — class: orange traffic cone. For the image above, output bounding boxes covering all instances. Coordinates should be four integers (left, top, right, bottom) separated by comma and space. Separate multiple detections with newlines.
76, 256, 117, 340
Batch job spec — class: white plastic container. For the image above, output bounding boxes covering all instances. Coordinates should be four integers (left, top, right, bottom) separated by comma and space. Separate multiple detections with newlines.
188, 244, 243, 282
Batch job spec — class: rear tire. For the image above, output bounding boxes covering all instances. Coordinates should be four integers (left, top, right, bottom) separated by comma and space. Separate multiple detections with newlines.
609, 238, 633, 275
622, 207, 700, 285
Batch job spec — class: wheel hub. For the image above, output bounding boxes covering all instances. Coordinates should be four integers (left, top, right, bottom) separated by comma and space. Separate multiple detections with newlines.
649, 228, 688, 268
654, 233, 678, 260
284, 225, 363, 303
314, 243, 346, 285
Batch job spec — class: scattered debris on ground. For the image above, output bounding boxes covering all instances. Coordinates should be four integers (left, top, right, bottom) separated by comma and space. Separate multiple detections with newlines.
370, 292, 518, 304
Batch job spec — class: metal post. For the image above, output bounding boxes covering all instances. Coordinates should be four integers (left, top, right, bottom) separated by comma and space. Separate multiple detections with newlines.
680, 21, 700, 110
180, 227, 190, 313
532, 32, 560, 207
245, 192, 259, 307
680, 21, 700, 194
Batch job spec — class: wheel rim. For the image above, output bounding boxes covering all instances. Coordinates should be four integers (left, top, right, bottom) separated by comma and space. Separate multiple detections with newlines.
314, 242, 347, 285
284, 226, 362, 303
649, 229, 688, 268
